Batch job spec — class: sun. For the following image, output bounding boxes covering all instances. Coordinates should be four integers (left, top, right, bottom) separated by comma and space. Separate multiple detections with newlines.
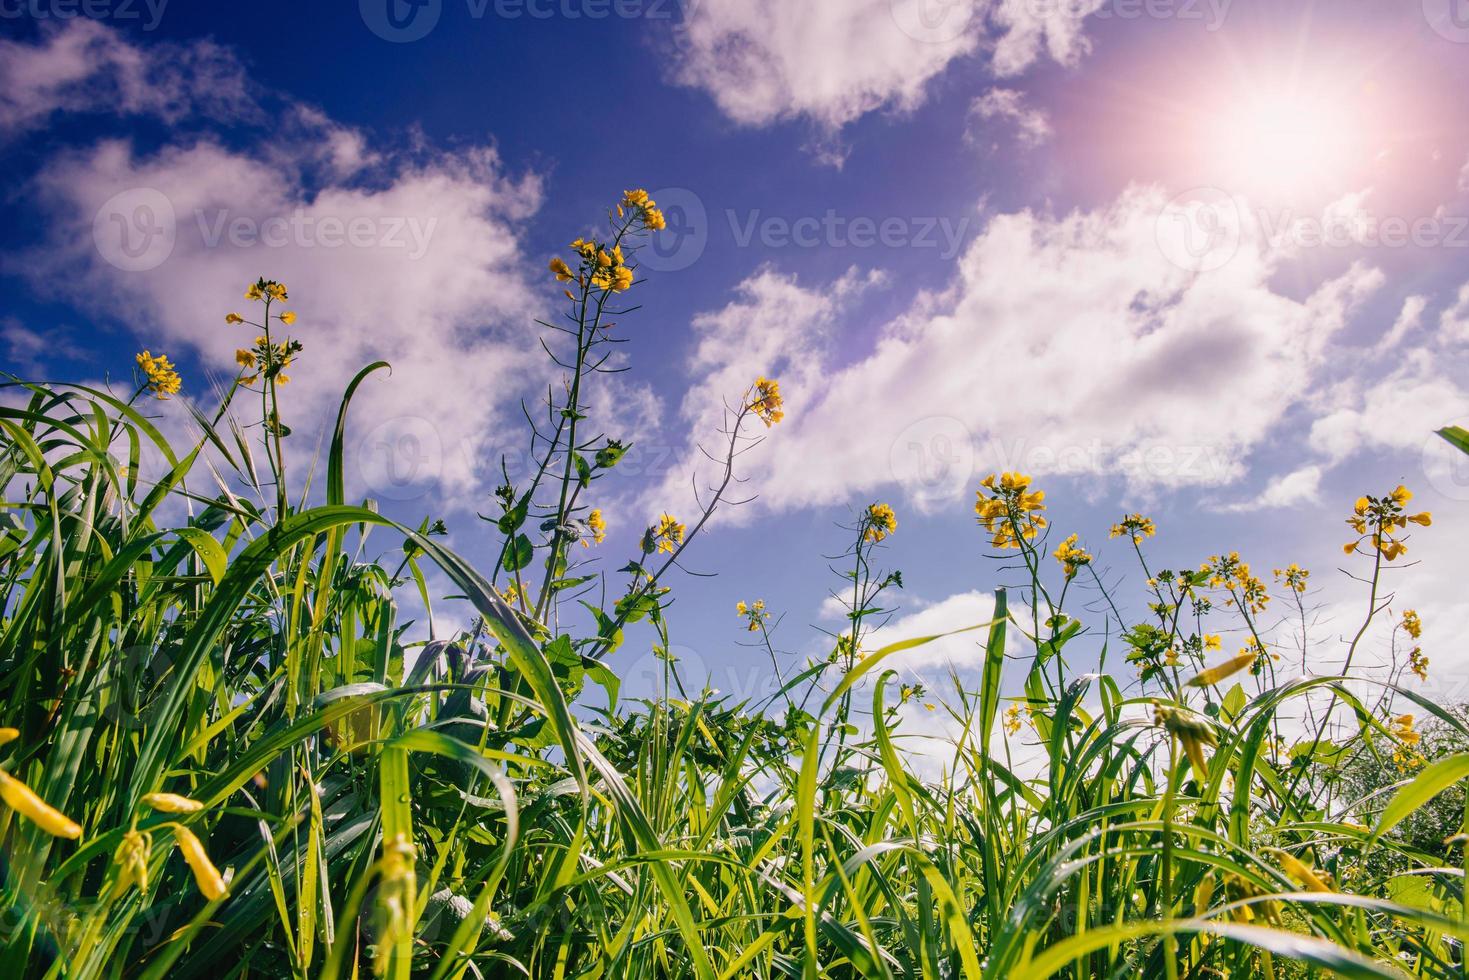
1211, 90, 1360, 198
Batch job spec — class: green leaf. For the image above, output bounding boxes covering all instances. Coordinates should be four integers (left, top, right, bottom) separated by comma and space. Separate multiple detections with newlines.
1438, 425, 1469, 456
1371, 752, 1469, 843
502, 533, 533, 573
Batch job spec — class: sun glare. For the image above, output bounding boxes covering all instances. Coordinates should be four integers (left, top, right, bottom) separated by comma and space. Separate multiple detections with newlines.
1207, 88, 1363, 200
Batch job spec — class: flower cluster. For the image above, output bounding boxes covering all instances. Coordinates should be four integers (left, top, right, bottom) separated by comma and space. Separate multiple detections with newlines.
1402, 609, 1427, 681
1201, 552, 1270, 615
236, 335, 302, 386
975, 473, 1046, 549
1052, 533, 1092, 579
748, 377, 784, 427
1003, 702, 1033, 735
646, 513, 685, 555
737, 599, 767, 632
1390, 713, 1424, 770
227, 279, 301, 386
619, 188, 666, 231
1109, 513, 1156, 545
585, 508, 606, 547
865, 502, 897, 543
1274, 563, 1309, 594
135, 350, 182, 400
1154, 702, 1217, 775
1344, 486, 1431, 561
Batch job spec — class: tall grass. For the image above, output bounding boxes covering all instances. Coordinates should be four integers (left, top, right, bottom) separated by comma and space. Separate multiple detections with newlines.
0, 193, 1465, 978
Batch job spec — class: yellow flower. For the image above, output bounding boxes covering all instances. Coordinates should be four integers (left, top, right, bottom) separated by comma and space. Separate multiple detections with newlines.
1155, 703, 1217, 776
1402, 609, 1422, 640
1274, 563, 1309, 593
1392, 713, 1420, 745
737, 598, 767, 632
621, 190, 666, 231
0, 728, 18, 747
235, 349, 257, 369
135, 350, 182, 400
225, 312, 244, 324
865, 503, 897, 543
1407, 512, 1432, 526
1003, 703, 1027, 735
1203, 634, 1222, 651
651, 513, 685, 554
266, 282, 288, 302
114, 829, 151, 897
592, 266, 635, 292
585, 508, 606, 547
975, 475, 1046, 549
172, 824, 228, 901
1187, 652, 1256, 688
549, 256, 574, 282
1268, 848, 1332, 893
0, 769, 81, 839
278, 311, 296, 325
245, 283, 264, 301
1052, 534, 1092, 578
748, 377, 784, 427
142, 792, 204, 813
1109, 513, 1157, 545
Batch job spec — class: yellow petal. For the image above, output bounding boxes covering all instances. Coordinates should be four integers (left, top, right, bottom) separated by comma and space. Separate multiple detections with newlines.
142, 792, 204, 814
173, 825, 228, 901
0, 770, 81, 839
1270, 849, 1332, 892
1187, 652, 1257, 688
0, 728, 18, 747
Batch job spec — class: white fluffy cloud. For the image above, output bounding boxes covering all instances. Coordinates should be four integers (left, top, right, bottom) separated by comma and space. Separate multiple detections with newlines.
0, 20, 252, 136
665, 186, 1384, 516
10, 22, 557, 509
969, 88, 1052, 148
1441, 282, 1469, 343
671, 0, 1101, 134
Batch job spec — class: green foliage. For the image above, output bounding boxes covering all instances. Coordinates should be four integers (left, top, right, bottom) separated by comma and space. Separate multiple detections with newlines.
0, 197, 1463, 979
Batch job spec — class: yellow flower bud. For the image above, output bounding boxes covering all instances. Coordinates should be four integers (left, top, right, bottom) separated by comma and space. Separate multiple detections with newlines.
172, 824, 228, 901
142, 792, 204, 813
0, 770, 81, 839
1187, 652, 1256, 688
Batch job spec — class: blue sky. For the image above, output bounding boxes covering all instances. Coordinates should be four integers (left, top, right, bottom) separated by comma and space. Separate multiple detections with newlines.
2, 0, 1467, 708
